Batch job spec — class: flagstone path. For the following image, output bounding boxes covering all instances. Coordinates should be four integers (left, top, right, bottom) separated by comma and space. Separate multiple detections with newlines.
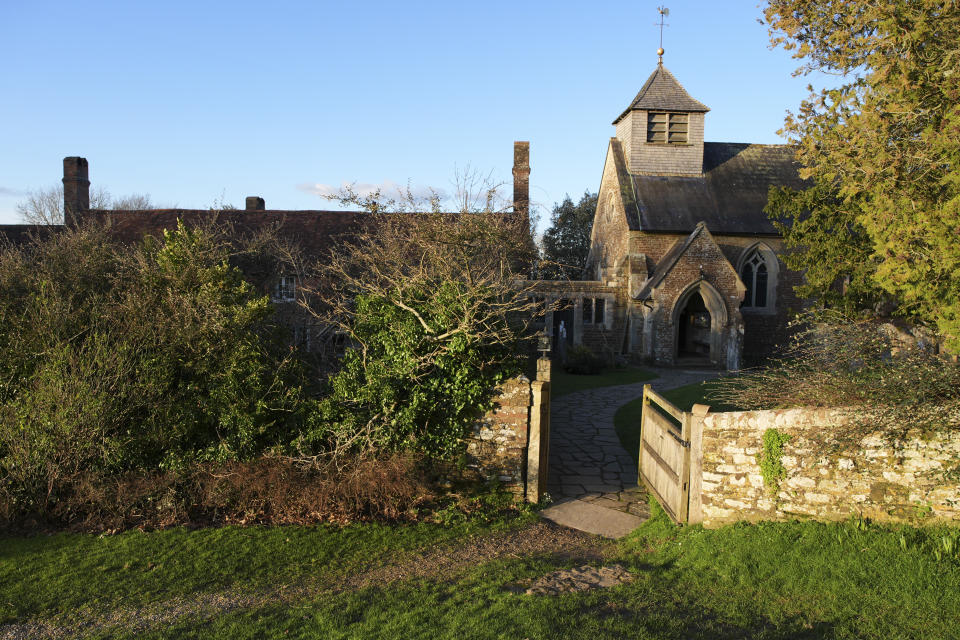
540, 367, 719, 537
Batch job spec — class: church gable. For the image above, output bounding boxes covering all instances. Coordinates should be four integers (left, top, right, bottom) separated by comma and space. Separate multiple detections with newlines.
637, 223, 743, 311
635, 224, 745, 368
585, 139, 636, 280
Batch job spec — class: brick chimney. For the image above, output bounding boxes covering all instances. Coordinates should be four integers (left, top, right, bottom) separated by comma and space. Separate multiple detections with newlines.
62, 157, 90, 228
512, 141, 530, 223
245, 196, 265, 211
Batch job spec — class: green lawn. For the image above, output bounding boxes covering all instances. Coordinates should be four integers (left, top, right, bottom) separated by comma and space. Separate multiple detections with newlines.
614, 380, 741, 462
550, 366, 657, 399
4, 497, 960, 639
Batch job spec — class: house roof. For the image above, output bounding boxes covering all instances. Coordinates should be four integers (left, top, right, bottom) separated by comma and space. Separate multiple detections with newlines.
613, 64, 710, 125
87, 209, 368, 255
0, 224, 54, 246
0, 210, 369, 262
620, 142, 805, 235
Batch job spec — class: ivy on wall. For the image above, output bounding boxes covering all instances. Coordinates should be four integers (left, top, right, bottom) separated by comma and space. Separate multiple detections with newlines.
758, 428, 791, 493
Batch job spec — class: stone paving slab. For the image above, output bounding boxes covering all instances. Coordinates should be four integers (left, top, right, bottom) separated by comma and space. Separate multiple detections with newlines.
542, 366, 720, 537
539, 499, 646, 539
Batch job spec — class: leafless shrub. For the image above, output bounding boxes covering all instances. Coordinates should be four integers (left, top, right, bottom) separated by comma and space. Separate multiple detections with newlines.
712, 310, 960, 451
0, 455, 432, 533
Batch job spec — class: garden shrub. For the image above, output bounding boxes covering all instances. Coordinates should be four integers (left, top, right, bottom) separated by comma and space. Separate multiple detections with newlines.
0, 454, 431, 532
713, 310, 960, 453
0, 223, 310, 517
301, 212, 537, 463
563, 344, 605, 375
0, 212, 536, 527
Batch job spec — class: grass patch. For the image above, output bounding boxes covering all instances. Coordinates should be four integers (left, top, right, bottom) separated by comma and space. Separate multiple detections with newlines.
612, 499, 960, 639
0, 488, 537, 627
23, 497, 960, 639
659, 379, 741, 413
551, 366, 656, 399
613, 380, 740, 461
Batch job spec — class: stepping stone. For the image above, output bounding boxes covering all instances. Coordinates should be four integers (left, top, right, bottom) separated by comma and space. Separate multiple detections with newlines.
540, 499, 646, 539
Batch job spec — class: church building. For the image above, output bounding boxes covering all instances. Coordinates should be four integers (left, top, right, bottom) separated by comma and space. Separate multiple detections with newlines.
2, 59, 805, 370
533, 61, 805, 368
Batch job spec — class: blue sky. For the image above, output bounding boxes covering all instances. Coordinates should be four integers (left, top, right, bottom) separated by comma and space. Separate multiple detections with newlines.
1, 1, 815, 231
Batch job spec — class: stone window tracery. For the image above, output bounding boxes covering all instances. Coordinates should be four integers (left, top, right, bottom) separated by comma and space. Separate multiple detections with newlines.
738, 246, 777, 311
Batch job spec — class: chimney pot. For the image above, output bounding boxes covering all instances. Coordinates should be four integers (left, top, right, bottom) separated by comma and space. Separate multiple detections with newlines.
245, 196, 265, 211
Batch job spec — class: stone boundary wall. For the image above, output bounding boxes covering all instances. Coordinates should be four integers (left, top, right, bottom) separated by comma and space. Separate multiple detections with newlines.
692, 408, 960, 527
461, 361, 551, 500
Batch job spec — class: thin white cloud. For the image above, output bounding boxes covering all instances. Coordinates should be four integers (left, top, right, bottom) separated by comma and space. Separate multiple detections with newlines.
0, 187, 28, 197
296, 180, 446, 202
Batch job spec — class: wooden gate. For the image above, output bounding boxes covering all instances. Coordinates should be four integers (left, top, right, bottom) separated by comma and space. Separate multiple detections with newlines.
639, 384, 692, 523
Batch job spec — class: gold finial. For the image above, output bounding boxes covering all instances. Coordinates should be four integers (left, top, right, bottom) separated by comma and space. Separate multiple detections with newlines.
656, 6, 669, 63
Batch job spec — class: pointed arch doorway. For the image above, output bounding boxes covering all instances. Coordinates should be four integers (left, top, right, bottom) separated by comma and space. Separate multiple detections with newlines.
672, 281, 729, 367
676, 291, 711, 363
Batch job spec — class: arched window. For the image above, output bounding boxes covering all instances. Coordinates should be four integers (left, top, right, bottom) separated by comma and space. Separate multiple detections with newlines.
738, 246, 777, 310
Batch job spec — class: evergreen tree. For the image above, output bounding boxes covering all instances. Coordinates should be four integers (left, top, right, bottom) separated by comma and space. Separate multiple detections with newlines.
540, 191, 597, 280
764, 0, 960, 349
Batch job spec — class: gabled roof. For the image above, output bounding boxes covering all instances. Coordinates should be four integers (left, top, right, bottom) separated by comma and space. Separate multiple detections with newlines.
626, 142, 806, 235
634, 222, 744, 301
0, 211, 369, 260
634, 223, 707, 300
613, 63, 710, 124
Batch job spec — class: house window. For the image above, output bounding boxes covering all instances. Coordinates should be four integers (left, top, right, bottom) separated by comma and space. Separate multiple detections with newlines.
274, 275, 296, 302
740, 251, 768, 308
583, 298, 606, 325
647, 112, 688, 144
293, 324, 312, 352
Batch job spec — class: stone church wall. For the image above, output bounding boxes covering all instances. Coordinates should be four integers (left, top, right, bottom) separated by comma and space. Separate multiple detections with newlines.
715, 235, 806, 365
693, 408, 960, 527
586, 146, 632, 280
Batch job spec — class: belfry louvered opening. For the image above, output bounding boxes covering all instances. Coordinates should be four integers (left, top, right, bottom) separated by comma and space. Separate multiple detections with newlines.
647, 112, 689, 144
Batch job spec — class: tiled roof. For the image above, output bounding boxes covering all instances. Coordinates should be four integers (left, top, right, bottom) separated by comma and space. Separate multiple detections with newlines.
626, 142, 806, 235
0, 210, 369, 261
613, 64, 709, 124
86, 209, 368, 259
0, 224, 55, 246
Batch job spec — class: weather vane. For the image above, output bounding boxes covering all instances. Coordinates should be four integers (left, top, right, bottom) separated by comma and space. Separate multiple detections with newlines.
656, 6, 669, 64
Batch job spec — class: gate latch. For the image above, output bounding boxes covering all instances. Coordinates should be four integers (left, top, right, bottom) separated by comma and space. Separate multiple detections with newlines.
668, 430, 690, 448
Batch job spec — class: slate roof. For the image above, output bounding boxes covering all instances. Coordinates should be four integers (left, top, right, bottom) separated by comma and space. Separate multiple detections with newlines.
613, 64, 710, 125
615, 141, 806, 235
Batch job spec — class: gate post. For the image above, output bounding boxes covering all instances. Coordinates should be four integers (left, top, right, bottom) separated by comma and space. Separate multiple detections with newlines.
687, 404, 710, 524
525, 357, 551, 503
